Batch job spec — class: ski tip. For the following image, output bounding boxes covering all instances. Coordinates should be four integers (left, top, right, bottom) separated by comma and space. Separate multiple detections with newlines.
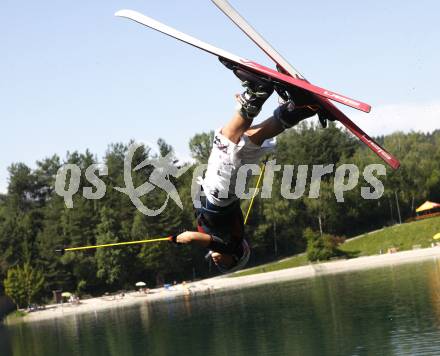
115, 9, 135, 18
390, 160, 401, 170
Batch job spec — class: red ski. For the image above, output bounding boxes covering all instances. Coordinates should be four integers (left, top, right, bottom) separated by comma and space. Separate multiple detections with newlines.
211, 0, 400, 170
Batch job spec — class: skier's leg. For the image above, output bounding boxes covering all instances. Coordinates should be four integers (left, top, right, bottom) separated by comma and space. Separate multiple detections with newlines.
245, 101, 320, 146
244, 115, 284, 146
220, 111, 253, 145
221, 69, 274, 144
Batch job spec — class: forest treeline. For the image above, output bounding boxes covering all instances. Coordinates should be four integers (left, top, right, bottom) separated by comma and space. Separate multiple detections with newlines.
1, 122, 439, 302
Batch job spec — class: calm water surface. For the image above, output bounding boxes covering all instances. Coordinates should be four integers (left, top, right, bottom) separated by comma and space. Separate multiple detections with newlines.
2, 259, 440, 356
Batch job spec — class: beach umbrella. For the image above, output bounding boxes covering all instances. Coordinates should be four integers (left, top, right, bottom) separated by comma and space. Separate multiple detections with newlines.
61, 292, 72, 298
135, 281, 146, 287
433, 233, 440, 240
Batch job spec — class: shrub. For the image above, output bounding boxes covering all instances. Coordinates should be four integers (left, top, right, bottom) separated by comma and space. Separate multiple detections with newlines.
304, 228, 345, 262
4, 263, 45, 309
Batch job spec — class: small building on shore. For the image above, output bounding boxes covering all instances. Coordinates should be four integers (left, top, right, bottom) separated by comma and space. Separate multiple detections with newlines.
416, 201, 440, 220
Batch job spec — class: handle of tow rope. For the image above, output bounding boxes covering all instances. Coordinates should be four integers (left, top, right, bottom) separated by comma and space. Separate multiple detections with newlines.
169, 234, 179, 244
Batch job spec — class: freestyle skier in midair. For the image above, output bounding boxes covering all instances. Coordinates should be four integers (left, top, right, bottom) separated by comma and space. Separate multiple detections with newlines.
172, 67, 321, 272
114, 7, 399, 271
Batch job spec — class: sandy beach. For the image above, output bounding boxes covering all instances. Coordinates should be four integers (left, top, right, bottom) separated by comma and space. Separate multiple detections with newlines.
6, 246, 440, 325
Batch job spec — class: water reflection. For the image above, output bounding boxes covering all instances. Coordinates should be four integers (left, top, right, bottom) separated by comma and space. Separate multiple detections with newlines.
428, 259, 440, 328
2, 260, 440, 356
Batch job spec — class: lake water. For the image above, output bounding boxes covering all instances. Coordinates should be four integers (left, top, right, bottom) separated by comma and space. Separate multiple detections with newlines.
2, 259, 440, 356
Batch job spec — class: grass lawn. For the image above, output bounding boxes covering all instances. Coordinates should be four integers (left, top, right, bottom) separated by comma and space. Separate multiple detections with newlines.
232, 216, 440, 278
340, 216, 440, 256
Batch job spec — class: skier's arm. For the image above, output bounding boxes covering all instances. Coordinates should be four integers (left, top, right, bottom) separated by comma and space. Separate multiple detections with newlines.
175, 231, 242, 256
175, 231, 211, 247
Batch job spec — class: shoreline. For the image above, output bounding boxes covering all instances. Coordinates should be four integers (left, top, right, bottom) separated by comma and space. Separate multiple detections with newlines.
6, 246, 440, 325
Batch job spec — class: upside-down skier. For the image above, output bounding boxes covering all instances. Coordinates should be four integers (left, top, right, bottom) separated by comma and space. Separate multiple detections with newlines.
172, 66, 322, 273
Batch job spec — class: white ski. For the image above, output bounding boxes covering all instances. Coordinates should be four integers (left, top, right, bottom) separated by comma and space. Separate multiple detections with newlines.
211, 0, 304, 79
115, 9, 371, 113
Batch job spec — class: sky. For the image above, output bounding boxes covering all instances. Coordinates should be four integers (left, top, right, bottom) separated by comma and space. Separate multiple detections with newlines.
1, 0, 439, 193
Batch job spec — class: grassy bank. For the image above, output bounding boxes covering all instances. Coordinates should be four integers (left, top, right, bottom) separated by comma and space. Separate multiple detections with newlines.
340, 216, 440, 255
233, 216, 440, 277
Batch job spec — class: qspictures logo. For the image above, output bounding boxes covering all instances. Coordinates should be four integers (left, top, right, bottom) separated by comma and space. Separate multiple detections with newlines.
55, 143, 386, 216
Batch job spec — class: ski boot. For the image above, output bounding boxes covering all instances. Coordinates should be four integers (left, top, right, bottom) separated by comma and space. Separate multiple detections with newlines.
274, 99, 320, 129
219, 57, 274, 120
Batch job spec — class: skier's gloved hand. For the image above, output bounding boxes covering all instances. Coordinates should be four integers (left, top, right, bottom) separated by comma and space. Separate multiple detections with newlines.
169, 226, 188, 244
170, 231, 197, 245
169, 234, 179, 244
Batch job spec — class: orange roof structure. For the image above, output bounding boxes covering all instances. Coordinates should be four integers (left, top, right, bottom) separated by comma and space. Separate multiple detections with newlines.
416, 201, 440, 213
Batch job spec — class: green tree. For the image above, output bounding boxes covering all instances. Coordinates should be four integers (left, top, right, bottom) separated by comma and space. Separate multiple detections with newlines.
189, 131, 214, 163
4, 263, 45, 308
95, 207, 128, 286
1, 128, 439, 299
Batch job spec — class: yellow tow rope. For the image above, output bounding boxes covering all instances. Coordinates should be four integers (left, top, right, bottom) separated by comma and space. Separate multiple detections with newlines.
57, 237, 171, 253
59, 161, 267, 253
244, 161, 266, 225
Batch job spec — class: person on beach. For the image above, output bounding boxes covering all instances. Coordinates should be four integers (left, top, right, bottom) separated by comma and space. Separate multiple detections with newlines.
171, 67, 321, 273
